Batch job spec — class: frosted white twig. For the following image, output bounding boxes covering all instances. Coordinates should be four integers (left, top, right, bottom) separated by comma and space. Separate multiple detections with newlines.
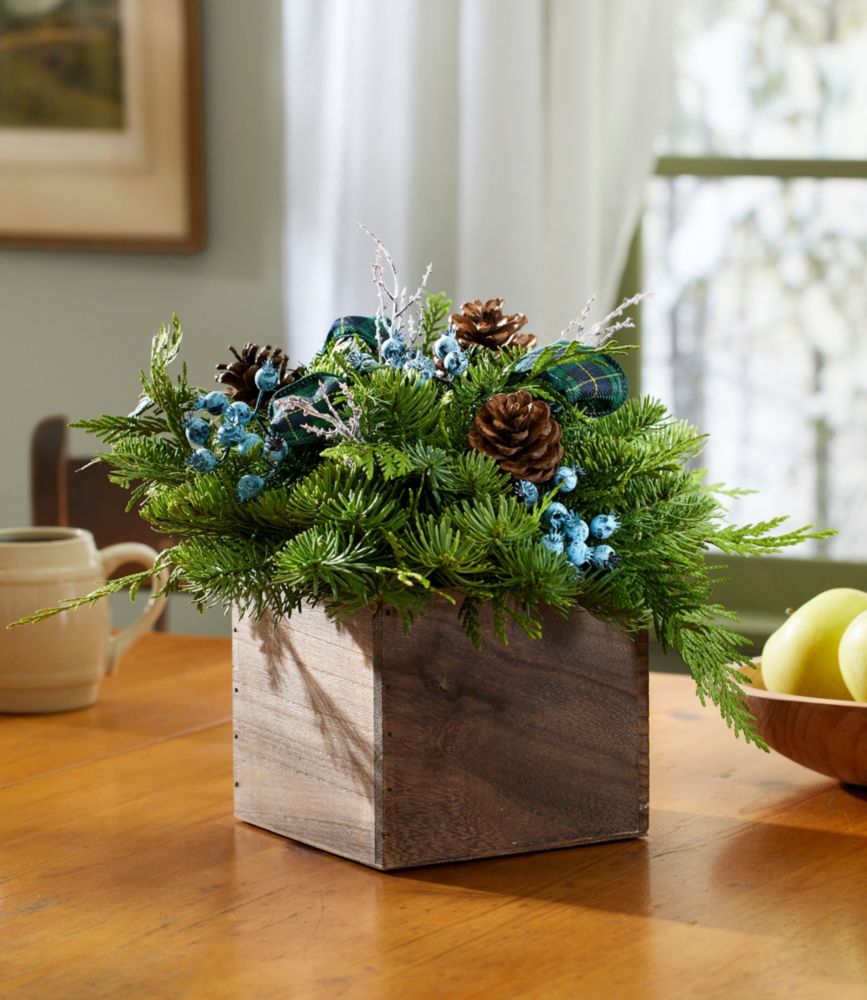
561, 291, 653, 348
560, 295, 597, 341
276, 382, 363, 443
360, 223, 431, 348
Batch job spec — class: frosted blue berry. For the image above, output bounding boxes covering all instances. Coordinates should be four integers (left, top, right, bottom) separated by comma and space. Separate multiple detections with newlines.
565, 540, 589, 567
236, 474, 265, 503
254, 359, 279, 392
346, 350, 379, 373
540, 531, 564, 555
227, 401, 253, 426
553, 466, 578, 493
541, 502, 569, 530
434, 334, 460, 359
264, 436, 288, 465
183, 416, 212, 447
589, 513, 620, 540
188, 448, 217, 473
443, 351, 468, 377
403, 352, 437, 382
196, 391, 229, 416
588, 544, 620, 570
514, 480, 539, 506
380, 336, 406, 366
237, 432, 262, 455
217, 421, 246, 447
563, 515, 589, 543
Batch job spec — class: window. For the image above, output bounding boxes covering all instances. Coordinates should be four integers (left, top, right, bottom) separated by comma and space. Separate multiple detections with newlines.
641, 0, 867, 567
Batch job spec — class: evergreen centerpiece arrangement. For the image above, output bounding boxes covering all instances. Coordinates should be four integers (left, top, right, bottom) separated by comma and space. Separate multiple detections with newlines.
19, 234, 828, 746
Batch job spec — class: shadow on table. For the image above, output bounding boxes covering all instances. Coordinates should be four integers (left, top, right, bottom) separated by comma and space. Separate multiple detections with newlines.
392, 797, 867, 935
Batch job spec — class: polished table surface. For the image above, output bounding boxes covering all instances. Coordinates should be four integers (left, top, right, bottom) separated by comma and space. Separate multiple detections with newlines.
2, 634, 866, 999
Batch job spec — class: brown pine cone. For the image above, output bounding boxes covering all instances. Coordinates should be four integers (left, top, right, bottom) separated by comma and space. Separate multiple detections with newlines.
215, 343, 305, 403
451, 298, 537, 351
467, 390, 563, 483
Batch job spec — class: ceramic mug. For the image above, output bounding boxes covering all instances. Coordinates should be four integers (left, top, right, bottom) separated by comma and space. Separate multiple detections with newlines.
0, 527, 168, 713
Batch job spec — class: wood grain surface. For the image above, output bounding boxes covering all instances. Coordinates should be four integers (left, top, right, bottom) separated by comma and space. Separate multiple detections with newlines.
377, 602, 648, 867
233, 604, 648, 869
233, 608, 377, 864
3, 634, 867, 999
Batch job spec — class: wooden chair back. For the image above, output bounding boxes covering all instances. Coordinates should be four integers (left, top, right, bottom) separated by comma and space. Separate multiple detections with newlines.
31, 416, 170, 630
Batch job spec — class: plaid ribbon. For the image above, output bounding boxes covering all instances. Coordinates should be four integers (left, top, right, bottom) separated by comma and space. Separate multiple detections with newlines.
511, 340, 628, 417
323, 315, 381, 353
268, 372, 343, 447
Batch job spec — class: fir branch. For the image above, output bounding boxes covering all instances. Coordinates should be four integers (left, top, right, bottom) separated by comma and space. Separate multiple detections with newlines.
458, 595, 484, 649
357, 367, 441, 444
171, 535, 288, 620
72, 413, 169, 445
434, 452, 510, 501
397, 515, 493, 586
272, 527, 380, 600
99, 438, 189, 491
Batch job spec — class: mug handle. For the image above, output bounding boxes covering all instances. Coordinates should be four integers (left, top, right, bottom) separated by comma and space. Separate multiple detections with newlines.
99, 543, 170, 676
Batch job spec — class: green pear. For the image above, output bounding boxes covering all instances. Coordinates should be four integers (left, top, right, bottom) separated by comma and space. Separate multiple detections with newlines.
839, 610, 867, 702
761, 588, 867, 699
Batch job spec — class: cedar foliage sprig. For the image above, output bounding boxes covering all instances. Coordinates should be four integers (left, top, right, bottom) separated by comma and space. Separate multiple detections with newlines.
420, 291, 453, 351
12, 316, 833, 748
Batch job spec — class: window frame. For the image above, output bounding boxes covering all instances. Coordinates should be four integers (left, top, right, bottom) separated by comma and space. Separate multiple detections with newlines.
626, 153, 867, 652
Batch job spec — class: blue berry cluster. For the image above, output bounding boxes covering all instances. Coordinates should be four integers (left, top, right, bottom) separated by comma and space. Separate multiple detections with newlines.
346, 326, 469, 383
513, 464, 621, 572
539, 504, 621, 571
185, 384, 290, 503
345, 350, 379, 374
377, 331, 438, 382
432, 333, 468, 379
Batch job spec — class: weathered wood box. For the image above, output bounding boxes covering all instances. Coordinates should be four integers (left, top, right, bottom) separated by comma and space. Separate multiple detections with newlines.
232, 602, 648, 870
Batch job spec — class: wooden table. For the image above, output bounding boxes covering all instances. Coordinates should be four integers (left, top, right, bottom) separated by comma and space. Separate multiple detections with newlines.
2, 635, 866, 999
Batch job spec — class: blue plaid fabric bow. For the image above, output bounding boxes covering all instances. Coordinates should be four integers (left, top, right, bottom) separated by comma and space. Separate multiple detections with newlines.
323, 315, 382, 352
511, 339, 628, 417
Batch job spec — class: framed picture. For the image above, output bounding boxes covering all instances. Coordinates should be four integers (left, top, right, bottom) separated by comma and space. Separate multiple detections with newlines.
0, 0, 204, 251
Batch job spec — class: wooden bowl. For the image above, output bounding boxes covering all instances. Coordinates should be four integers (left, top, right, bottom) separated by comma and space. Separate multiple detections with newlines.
741, 665, 867, 786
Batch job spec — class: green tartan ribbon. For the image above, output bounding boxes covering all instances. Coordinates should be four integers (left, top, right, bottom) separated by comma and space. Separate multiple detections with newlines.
268, 372, 343, 447
511, 340, 628, 417
270, 315, 383, 447
323, 315, 382, 353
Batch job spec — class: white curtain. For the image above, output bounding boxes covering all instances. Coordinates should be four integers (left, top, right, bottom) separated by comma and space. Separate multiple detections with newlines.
283, 0, 678, 362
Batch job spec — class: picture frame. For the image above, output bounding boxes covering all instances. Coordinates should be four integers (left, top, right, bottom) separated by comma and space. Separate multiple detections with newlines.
0, 0, 205, 252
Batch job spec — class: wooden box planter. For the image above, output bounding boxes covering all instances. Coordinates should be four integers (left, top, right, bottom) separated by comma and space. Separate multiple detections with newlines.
232, 601, 648, 870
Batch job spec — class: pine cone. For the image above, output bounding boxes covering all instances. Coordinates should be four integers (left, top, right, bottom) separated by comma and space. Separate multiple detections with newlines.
215, 343, 305, 403
451, 299, 537, 351
467, 390, 563, 484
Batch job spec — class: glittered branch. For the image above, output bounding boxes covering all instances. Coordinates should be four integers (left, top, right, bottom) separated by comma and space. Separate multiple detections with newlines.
277, 382, 363, 443
360, 223, 432, 346
561, 292, 653, 348
560, 295, 597, 341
